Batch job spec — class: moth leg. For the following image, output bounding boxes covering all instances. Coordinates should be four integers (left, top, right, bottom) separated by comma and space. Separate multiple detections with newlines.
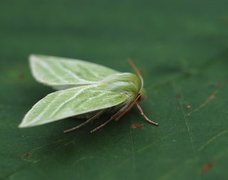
90, 97, 158, 133
64, 110, 104, 133
89, 117, 113, 133
114, 94, 141, 121
135, 102, 158, 126
90, 99, 138, 133
113, 102, 134, 121
111, 103, 131, 121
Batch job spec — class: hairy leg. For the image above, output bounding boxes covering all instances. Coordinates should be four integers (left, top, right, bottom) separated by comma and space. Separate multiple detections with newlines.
64, 110, 104, 133
113, 94, 141, 121
89, 103, 130, 133
90, 95, 141, 133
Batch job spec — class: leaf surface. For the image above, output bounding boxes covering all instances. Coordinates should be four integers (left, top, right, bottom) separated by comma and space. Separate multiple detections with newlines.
0, 1, 227, 180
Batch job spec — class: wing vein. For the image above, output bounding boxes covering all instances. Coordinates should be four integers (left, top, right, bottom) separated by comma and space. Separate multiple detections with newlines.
74, 91, 107, 110
28, 91, 65, 124
49, 86, 91, 117
57, 62, 89, 82
38, 60, 67, 83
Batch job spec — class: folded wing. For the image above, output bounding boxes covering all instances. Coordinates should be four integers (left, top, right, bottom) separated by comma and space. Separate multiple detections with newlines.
19, 85, 129, 128
30, 55, 119, 89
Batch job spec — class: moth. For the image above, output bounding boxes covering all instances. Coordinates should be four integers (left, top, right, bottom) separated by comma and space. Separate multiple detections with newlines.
19, 55, 158, 133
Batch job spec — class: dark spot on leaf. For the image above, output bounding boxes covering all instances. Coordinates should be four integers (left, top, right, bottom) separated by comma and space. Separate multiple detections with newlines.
17, 73, 25, 80
202, 162, 214, 173
131, 122, 144, 129
220, 16, 228, 25
214, 82, 222, 88
21, 152, 32, 161
176, 93, 182, 99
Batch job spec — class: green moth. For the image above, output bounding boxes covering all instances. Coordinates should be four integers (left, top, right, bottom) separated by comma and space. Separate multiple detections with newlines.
19, 55, 158, 133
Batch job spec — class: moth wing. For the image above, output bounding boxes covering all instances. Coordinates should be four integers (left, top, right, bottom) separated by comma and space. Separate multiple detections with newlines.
19, 85, 129, 128
29, 54, 119, 89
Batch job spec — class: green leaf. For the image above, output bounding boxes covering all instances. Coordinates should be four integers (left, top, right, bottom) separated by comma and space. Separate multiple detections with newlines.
0, 1, 227, 180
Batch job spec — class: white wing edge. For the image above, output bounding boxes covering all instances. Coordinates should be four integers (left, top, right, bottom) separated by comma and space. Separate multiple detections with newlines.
29, 54, 97, 87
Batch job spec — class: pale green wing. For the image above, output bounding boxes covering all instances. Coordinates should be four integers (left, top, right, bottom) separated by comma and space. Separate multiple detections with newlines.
30, 54, 119, 89
19, 84, 129, 128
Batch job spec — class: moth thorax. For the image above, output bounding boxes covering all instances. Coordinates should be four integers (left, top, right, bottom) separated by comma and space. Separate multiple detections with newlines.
104, 73, 141, 94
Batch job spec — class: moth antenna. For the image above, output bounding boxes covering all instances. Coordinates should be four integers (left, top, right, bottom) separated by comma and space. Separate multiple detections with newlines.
135, 102, 158, 126
128, 58, 144, 89
128, 58, 143, 78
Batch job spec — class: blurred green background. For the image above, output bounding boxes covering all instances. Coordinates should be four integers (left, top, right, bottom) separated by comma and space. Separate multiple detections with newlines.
0, 0, 228, 179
